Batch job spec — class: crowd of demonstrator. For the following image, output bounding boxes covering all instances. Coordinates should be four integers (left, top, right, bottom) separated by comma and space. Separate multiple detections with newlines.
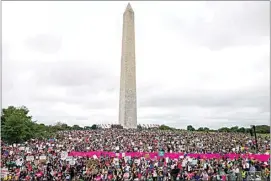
1, 129, 270, 180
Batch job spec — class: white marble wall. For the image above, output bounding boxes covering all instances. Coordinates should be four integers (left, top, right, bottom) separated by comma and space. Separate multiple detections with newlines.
119, 4, 137, 129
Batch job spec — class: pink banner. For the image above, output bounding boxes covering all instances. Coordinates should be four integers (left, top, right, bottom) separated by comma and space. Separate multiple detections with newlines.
68, 151, 270, 162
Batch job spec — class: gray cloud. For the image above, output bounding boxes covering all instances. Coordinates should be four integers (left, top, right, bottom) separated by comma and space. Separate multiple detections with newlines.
25, 34, 62, 54
34, 115, 91, 126
167, 2, 269, 50
140, 86, 269, 110
35, 60, 118, 92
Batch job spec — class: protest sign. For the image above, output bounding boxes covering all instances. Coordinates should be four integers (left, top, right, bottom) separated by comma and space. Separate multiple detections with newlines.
19, 147, 25, 151
145, 154, 150, 159
66, 156, 73, 162
113, 158, 119, 165
26, 156, 34, 161
16, 158, 24, 167
192, 159, 198, 165
158, 150, 165, 157
61, 151, 68, 160
34, 160, 39, 165
40, 156, 47, 160
124, 156, 129, 163
69, 159, 76, 165
1, 168, 9, 178
165, 157, 169, 163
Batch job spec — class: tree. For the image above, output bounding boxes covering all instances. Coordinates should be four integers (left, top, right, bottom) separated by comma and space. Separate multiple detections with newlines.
72, 125, 82, 130
255, 125, 270, 134
197, 127, 204, 131
218, 127, 230, 133
91, 124, 98, 130
32, 123, 51, 139
52, 122, 63, 131
197, 127, 209, 132
1, 106, 35, 144
187, 125, 195, 131
1, 106, 31, 126
84, 126, 92, 130
61, 123, 71, 130
237, 127, 246, 133
159, 125, 173, 130
203, 127, 210, 132
230, 126, 239, 132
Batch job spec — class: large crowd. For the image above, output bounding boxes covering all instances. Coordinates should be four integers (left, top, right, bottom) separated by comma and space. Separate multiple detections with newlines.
1, 128, 270, 181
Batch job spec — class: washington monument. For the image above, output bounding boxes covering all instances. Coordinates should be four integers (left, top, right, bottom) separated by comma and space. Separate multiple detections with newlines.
119, 3, 137, 129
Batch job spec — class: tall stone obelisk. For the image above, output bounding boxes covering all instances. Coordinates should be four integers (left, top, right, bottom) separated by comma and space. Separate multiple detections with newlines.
119, 3, 137, 129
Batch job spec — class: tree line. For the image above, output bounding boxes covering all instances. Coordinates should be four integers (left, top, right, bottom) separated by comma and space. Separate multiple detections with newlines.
185, 125, 270, 134
1, 106, 98, 144
1, 106, 270, 144
159, 124, 270, 134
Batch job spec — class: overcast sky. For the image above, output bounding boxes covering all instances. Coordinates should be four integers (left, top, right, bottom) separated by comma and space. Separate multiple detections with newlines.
2, 1, 270, 129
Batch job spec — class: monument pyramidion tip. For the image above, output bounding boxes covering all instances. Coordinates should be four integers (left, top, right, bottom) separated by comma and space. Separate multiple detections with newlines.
125, 3, 134, 13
